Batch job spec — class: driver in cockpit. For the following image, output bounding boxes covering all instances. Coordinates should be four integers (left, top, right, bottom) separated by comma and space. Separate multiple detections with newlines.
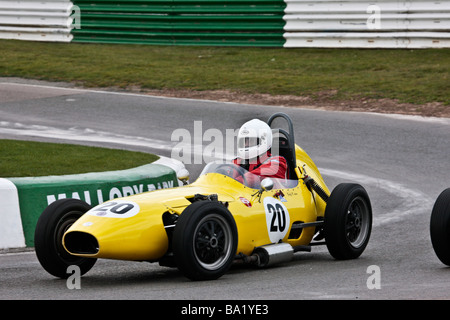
233, 119, 288, 187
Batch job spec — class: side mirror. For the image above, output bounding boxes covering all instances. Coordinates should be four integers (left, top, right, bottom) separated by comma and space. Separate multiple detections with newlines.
261, 178, 274, 192
252, 178, 274, 203
177, 168, 190, 185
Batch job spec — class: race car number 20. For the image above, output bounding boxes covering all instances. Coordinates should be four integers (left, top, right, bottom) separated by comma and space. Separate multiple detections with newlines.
88, 200, 140, 218
263, 197, 290, 243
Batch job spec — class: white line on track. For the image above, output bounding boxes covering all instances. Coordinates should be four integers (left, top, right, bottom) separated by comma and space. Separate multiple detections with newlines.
320, 168, 433, 227
0, 121, 173, 151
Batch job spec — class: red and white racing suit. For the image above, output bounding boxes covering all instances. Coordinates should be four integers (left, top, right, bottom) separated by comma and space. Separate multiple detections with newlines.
232, 152, 288, 187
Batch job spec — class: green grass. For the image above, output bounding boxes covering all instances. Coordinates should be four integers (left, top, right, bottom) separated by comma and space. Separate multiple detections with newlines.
0, 39, 448, 105
0, 139, 158, 177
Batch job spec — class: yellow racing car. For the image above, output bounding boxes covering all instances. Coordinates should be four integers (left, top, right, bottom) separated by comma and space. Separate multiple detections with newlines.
35, 113, 372, 281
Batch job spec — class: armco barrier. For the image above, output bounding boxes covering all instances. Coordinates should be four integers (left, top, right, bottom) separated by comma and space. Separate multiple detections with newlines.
283, 0, 450, 48
71, 0, 287, 46
0, 158, 185, 249
0, 0, 449, 48
0, 0, 74, 42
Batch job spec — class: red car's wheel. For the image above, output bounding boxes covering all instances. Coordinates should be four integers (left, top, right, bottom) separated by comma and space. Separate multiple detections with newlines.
430, 188, 450, 266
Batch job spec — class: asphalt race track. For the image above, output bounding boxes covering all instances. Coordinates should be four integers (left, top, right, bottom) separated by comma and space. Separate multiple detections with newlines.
0, 79, 449, 300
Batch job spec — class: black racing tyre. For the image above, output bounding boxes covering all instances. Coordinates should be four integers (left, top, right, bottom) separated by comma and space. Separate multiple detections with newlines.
430, 188, 450, 266
173, 201, 238, 281
34, 199, 97, 279
324, 183, 372, 260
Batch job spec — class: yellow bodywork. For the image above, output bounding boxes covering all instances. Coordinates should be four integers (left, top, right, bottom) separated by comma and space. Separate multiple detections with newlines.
63, 144, 329, 262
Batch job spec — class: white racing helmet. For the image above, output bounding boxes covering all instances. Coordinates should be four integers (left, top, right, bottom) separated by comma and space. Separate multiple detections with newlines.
237, 119, 272, 160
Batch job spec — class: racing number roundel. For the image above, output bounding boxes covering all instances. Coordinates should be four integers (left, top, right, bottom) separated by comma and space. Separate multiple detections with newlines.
263, 197, 290, 243
87, 200, 140, 218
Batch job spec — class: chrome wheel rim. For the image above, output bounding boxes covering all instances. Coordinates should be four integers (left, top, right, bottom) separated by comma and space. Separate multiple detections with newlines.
346, 196, 370, 248
193, 213, 233, 271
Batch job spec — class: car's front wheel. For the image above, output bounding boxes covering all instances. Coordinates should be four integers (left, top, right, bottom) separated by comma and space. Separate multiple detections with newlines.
34, 199, 97, 278
430, 188, 450, 266
173, 201, 238, 281
324, 183, 372, 260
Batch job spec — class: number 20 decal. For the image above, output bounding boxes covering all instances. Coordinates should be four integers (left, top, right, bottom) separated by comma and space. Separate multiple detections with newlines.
263, 197, 290, 243
88, 200, 140, 219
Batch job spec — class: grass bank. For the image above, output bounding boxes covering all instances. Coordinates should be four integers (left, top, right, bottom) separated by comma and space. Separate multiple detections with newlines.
0, 40, 448, 105
1, 139, 158, 177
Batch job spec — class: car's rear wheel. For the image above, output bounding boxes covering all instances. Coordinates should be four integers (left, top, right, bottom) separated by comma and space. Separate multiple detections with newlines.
173, 201, 238, 281
34, 199, 97, 278
324, 183, 372, 260
430, 188, 450, 266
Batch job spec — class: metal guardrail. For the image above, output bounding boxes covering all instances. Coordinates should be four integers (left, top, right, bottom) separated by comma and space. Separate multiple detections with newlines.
71, 0, 287, 46
283, 0, 450, 48
0, 0, 73, 42
0, 1, 449, 48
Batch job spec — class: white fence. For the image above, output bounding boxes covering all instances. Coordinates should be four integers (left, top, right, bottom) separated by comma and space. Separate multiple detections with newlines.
0, 0, 73, 42
0, 0, 449, 48
283, 0, 450, 48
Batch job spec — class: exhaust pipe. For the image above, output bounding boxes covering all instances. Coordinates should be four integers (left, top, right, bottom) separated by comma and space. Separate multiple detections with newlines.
252, 243, 294, 268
